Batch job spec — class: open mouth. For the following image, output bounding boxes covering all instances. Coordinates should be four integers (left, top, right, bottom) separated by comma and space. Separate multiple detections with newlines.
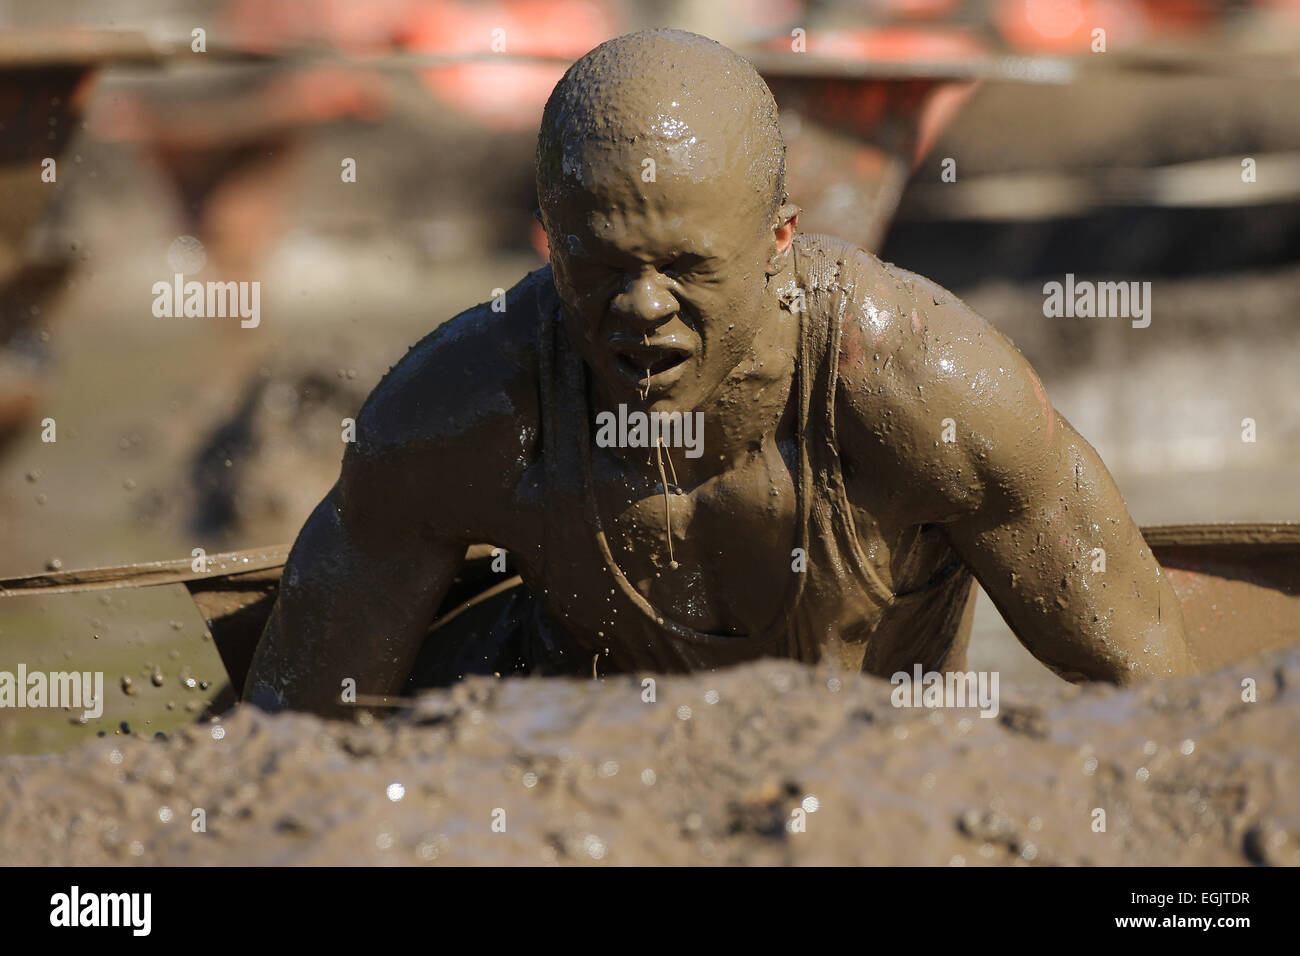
614, 346, 692, 382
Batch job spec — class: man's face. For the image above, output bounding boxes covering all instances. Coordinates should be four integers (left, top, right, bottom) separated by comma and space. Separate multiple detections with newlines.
543, 158, 783, 415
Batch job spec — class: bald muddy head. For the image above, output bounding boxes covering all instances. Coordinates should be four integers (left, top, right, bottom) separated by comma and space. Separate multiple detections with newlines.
536, 29, 798, 414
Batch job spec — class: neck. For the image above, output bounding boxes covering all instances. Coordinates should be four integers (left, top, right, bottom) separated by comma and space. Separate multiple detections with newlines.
695, 291, 799, 472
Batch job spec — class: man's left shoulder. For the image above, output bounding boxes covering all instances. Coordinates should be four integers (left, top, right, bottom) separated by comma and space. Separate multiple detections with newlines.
826, 241, 1057, 514
822, 243, 1001, 394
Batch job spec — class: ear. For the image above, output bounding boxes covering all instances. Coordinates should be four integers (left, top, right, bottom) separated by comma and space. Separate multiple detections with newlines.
774, 209, 799, 252
766, 202, 800, 274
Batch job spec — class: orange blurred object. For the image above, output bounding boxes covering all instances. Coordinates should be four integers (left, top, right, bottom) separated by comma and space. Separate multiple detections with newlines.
223, 0, 414, 54
994, 0, 1149, 52
758, 26, 985, 251
400, 0, 620, 131
808, 24, 984, 61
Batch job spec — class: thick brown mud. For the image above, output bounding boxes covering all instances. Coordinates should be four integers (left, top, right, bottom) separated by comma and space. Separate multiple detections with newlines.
2, 646, 1296, 865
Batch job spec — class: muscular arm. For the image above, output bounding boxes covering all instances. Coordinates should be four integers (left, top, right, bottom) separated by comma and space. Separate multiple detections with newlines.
942, 414, 1194, 683
244, 270, 547, 715
243, 479, 463, 717
840, 257, 1194, 683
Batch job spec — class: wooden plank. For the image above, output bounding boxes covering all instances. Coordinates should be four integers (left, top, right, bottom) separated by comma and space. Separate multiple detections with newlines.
2, 525, 1297, 689
0, 546, 290, 597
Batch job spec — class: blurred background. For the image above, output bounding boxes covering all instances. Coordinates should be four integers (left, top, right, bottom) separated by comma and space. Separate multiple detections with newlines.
1, 0, 1298, 752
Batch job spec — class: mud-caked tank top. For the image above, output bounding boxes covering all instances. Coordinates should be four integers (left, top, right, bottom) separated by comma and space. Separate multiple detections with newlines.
527, 233, 975, 677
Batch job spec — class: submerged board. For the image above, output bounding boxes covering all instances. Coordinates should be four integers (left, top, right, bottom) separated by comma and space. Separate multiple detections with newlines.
2, 525, 1297, 693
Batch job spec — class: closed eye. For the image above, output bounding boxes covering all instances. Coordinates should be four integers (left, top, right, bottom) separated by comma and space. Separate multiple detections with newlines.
664, 254, 709, 279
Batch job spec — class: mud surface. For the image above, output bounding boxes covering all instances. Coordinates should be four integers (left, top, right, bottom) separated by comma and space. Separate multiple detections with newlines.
2, 647, 1296, 866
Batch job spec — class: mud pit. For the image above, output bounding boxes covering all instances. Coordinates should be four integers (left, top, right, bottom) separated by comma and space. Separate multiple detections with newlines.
2, 646, 1296, 866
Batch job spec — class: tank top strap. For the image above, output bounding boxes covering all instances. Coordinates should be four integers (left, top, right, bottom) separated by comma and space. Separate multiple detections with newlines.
793, 235, 899, 608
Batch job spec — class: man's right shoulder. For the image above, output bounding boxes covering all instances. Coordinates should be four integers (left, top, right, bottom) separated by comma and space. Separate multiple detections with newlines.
339, 266, 553, 527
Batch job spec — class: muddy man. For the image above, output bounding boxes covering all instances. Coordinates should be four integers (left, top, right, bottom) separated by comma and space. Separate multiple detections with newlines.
245, 29, 1194, 716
